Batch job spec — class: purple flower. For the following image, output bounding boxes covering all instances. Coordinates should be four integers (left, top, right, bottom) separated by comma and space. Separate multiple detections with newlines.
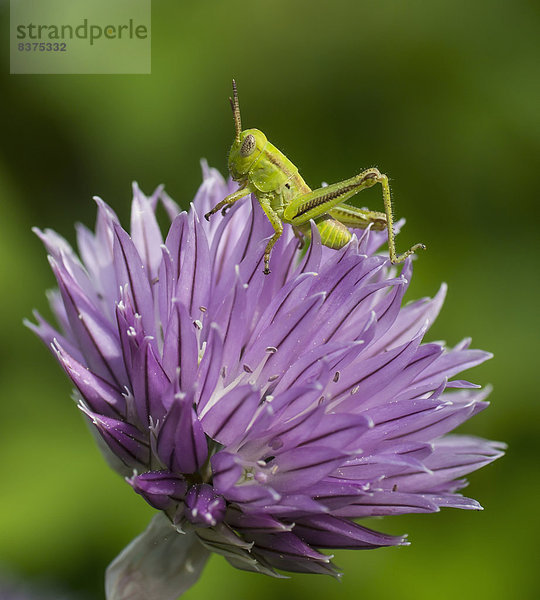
28, 163, 504, 600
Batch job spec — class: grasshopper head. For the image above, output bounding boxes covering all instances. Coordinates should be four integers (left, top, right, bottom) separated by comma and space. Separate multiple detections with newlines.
227, 80, 267, 181
228, 128, 267, 181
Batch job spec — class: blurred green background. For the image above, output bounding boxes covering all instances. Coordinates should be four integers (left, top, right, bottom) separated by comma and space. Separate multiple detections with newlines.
1, 0, 539, 598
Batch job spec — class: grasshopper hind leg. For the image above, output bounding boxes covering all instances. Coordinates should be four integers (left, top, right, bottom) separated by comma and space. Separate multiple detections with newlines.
328, 204, 387, 231
284, 168, 425, 264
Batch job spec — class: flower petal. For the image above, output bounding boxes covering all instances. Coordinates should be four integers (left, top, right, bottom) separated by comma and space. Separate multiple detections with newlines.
184, 483, 226, 527
293, 514, 408, 548
175, 209, 211, 318
201, 385, 260, 446
79, 405, 150, 469
269, 446, 348, 493
161, 299, 199, 389
52, 339, 126, 419
113, 223, 156, 338
50, 256, 128, 388
130, 182, 163, 283
156, 392, 208, 474
129, 470, 187, 511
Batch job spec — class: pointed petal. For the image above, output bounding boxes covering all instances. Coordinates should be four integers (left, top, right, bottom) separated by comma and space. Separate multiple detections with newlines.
201, 385, 260, 446
50, 257, 128, 388
332, 490, 441, 517
156, 187, 181, 222
184, 483, 226, 527
329, 329, 432, 412
130, 337, 171, 425
260, 494, 329, 517
242, 272, 318, 360
358, 390, 489, 452
128, 470, 187, 510
161, 300, 199, 389
293, 220, 322, 275
412, 344, 493, 388
130, 182, 163, 282
90, 197, 122, 306
24, 310, 84, 364
248, 531, 331, 561
384, 436, 505, 492
224, 482, 281, 508
33, 227, 98, 302
113, 223, 155, 338
158, 212, 189, 324
243, 292, 327, 380
210, 196, 272, 286
52, 340, 126, 419
369, 283, 447, 354
246, 532, 340, 577
425, 492, 483, 511
156, 393, 208, 474
175, 209, 212, 318
269, 447, 347, 493
207, 269, 249, 384
274, 340, 365, 395
210, 451, 243, 493
226, 508, 293, 534
79, 406, 150, 468
194, 323, 223, 412
293, 514, 408, 548
295, 412, 372, 451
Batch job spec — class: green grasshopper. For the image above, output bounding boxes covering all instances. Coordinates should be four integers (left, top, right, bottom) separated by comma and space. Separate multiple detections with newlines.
205, 81, 425, 274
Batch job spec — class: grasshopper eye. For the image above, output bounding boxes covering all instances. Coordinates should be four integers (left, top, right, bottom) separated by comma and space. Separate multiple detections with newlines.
240, 134, 256, 157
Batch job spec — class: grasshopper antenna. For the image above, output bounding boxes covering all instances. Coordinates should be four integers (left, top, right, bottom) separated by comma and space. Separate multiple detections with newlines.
229, 79, 242, 142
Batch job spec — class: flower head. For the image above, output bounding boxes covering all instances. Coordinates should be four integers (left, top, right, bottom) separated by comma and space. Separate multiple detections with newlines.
28, 163, 504, 599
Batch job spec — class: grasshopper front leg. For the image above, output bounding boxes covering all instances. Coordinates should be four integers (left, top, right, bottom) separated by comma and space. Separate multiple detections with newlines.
204, 184, 252, 221
258, 196, 283, 275
283, 168, 425, 264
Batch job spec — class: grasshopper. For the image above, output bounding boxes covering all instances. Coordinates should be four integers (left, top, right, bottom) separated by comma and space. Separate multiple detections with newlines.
205, 81, 425, 274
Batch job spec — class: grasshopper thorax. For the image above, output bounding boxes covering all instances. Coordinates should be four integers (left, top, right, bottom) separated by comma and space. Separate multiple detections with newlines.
228, 128, 267, 181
